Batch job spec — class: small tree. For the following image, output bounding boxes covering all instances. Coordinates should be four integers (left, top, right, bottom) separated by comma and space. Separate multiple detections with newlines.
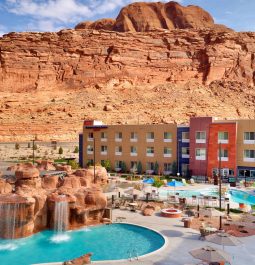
154, 161, 159, 175
68, 160, 79, 169
121, 161, 127, 173
33, 144, 38, 150
172, 161, 177, 176
101, 160, 111, 171
28, 142, 31, 148
152, 176, 164, 189
15, 143, 20, 150
74, 146, 79, 153
137, 161, 142, 174
58, 146, 63, 155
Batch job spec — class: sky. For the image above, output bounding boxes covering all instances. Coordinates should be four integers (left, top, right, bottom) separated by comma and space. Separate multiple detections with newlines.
0, 0, 254, 36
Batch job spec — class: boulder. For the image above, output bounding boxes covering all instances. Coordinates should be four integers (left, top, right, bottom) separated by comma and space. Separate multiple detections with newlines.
0, 179, 13, 194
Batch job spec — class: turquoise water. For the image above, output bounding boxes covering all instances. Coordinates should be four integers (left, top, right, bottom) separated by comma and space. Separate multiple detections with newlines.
159, 188, 255, 205
0, 224, 165, 265
229, 189, 255, 205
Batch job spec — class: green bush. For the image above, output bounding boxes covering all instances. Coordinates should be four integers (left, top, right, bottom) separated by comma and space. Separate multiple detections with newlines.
121, 161, 127, 173
74, 146, 79, 153
101, 160, 111, 171
58, 147, 63, 155
152, 176, 164, 188
68, 160, 79, 169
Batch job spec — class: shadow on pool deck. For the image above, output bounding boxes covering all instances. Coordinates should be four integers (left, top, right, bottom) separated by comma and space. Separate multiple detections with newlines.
160, 229, 184, 237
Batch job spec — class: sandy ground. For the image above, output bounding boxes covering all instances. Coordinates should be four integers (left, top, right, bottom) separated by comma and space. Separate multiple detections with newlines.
0, 141, 79, 162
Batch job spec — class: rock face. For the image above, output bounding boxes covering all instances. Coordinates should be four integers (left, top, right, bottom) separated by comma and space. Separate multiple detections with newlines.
75, 2, 231, 32
0, 163, 108, 239
0, 1, 255, 142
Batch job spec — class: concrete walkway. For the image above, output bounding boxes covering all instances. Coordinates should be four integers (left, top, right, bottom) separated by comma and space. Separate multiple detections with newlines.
94, 209, 255, 265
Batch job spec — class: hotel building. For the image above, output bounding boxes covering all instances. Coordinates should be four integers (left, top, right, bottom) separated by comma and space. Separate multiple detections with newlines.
79, 117, 255, 180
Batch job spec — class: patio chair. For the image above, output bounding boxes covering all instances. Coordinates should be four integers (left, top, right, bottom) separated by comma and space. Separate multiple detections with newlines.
119, 201, 128, 210
182, 178, 189, 186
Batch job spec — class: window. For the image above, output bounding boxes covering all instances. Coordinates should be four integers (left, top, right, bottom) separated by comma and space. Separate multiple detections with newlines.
101, 132, 107, 141
88, 132, 93, 141
195, 148, 206, 160
182, 132, 190, 142
181, 164, 189, 176
130, 161, 138, 172
146, 147, 154, 157
87, 159, 94, 166
146, 162, 154, 172
163, 163, 172, 175
244, 132, 255, 144
115, 161, 122, 171
164, 147, 172, 157
244, 150, 255, 162
115, 132, 122, 142
196, 131, 206, 143
130, 132, 138, 142
218, 149, 228, 161
181, 147, 189, 158
218, 132, 229, 143
130, 146, 137, 156
115, 146, 122, 155
146, 132, 154, 142
87, 145, 93, 154
101, 145, 107, 155
164, 132, 172, 142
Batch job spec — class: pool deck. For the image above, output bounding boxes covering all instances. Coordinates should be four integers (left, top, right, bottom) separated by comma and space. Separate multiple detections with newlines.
94, 209, 255, 265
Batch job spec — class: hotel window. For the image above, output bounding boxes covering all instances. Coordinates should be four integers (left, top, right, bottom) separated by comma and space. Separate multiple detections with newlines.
115, 161, 122, 171
244, 150, 255, 162
101, 145, 107, 155
115, 146, 122, 156
195, 131, 206, 143
101, 132, 107, 141
87, 159, 94, 166
146, 147, 154, 157
115, 132, 122, 142
88, 132, 94, 141
218, 132, 229, 144
163, 163, 172, 174
182, 147, 189, 158
218, 149, 228, 161
244, 132, 255, 144
163, 147, 172, 157
146, 162, 154, 172
164, 132, 172, 142
146, 132, 154, 142
182, 132, 190, 143
195, 148, 206, 160
130, 132, 138, 142
87, 145, 93, 154
130, 161, 138, 172
130, 146, 137, 156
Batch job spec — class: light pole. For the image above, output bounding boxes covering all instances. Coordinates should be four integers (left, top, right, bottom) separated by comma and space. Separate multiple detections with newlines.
244, 170, 247, 187
218, 142, 222, 230
177, 139, 181, 179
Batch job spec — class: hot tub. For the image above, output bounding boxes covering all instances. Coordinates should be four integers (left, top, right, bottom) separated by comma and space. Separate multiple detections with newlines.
161, 208, 182, 218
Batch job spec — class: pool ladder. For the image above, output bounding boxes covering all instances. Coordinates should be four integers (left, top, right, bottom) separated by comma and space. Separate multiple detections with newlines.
128, 249, 139, 261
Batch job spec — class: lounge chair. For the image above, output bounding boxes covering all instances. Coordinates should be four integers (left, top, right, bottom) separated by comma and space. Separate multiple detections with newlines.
182, 178, 189, 186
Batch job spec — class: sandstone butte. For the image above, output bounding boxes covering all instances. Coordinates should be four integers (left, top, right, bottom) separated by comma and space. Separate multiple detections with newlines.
0, 1, 255, 142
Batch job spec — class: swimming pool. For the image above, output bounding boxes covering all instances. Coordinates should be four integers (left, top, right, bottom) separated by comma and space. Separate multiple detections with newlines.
0, 223, 165, 265
159, 188, 255, 205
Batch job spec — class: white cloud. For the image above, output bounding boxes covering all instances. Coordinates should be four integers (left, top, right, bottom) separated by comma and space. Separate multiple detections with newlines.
3, 0, 183, 32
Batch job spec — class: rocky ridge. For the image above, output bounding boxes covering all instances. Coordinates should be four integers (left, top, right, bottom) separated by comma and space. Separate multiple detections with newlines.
0, 1, 255, 141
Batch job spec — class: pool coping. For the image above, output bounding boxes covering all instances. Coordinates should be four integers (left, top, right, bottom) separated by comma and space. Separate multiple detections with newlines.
32, 222, 168, 265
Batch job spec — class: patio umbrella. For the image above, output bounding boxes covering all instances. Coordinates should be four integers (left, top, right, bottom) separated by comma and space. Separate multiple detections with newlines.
189, 246, 231, 263
167, 180, 184, 192
143, 178, 154, 184
206, 232, 242, 250
199, 208, 224, 217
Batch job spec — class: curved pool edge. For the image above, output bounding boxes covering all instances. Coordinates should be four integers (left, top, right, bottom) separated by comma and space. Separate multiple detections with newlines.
92, 222, 168, 264
31, 222, 168, 265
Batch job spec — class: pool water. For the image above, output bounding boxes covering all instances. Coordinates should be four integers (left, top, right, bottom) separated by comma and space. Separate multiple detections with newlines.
0, 224, 165, 265
159, 188, 255, 205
